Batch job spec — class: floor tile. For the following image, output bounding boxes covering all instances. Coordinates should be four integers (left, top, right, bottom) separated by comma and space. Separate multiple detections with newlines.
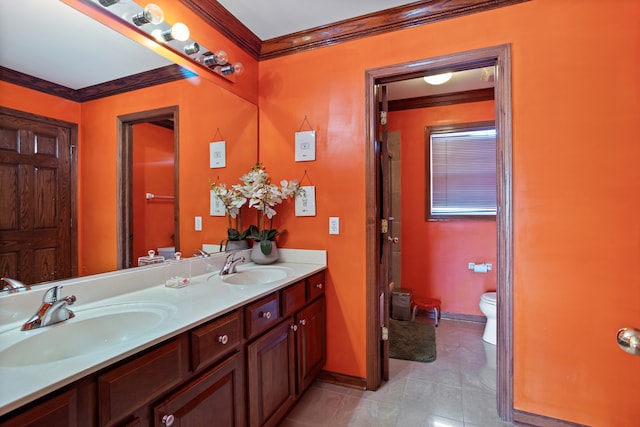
278, 319, 515, 427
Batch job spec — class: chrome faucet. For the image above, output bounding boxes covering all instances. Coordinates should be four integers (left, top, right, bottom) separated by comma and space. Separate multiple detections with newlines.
219, 252, 245, 276
1, 277, 27, 293
22, 286, 76, 331
193, 248, 211, 258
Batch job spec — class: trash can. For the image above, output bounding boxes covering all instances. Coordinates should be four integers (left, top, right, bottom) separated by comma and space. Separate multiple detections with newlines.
391, 288, 413, 320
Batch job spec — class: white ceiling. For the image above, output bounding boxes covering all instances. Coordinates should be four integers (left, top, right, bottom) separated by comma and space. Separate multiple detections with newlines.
0, 0, 493, 98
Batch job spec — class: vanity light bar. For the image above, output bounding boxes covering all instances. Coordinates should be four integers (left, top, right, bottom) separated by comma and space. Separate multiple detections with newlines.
92, 0, 242, 79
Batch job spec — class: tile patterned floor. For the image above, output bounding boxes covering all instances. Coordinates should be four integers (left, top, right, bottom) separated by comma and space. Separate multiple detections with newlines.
279, 319, 515, 427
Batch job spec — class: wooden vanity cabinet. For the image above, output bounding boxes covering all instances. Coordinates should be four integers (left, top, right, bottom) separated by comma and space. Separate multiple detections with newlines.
153, 352, 245, 427
247, 272, 326, 427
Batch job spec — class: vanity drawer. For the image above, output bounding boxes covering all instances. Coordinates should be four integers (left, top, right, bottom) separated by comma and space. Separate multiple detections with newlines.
307, 272, 325, 301
245, 293, 280, 339
191, 310, 242, 372
281, 280, 306, 317
98, 337, 188, 427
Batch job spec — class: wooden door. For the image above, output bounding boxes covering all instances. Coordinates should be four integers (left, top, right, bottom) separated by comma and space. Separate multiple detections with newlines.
377, 85, 393, 382
296, 297, 326, 393
0, 109, 75, 285
247, 321, 296, 427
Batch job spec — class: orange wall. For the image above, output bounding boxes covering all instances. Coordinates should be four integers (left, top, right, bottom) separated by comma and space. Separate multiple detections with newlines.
389, 101, 496, 316
132, 123, 175, 262
1, 81, 81, 123
258, 0, 640, 425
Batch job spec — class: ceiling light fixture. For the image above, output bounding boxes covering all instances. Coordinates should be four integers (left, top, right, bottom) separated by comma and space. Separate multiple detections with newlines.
183, 42, 200, 55
423, 72, 453, 85
131, 3, 164, 26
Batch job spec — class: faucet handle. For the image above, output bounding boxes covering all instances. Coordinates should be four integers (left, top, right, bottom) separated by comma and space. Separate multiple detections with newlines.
42, 286, 62, 303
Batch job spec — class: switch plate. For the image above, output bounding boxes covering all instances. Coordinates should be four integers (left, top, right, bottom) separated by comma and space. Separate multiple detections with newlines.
329, 217, 339, 235
195, 216, 202, 231
209, 141, 226, 168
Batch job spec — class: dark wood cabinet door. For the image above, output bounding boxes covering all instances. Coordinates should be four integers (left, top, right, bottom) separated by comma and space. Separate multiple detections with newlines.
0, 109, 75, 285
0, 389, 77, 427
153, 352, 245, 427
247, 321, 296, 427
296, 297, 326, 394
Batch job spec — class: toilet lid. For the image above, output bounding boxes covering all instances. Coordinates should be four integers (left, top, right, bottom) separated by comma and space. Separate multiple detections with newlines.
481, 292, 497, 305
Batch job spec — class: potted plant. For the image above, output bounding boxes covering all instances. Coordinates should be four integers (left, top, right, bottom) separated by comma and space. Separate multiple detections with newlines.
237, 163, 301, 263
209, 182, 249, 250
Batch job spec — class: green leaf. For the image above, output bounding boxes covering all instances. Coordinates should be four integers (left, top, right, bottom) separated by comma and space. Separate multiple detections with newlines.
260, 239, 272, 255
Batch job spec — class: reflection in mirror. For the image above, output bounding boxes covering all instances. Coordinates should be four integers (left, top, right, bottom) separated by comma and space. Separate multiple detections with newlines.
0, 1, 259, 287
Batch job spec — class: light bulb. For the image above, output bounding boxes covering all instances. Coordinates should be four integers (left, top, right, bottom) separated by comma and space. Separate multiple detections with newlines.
169, 23, 190, 41
215, 62, 244, 76
423, 72, 452, 85
202, 50, 228, 67
132, 4, 164, 26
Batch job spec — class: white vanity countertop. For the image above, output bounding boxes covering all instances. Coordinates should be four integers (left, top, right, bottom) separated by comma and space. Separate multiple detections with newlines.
0, 249, 326, 416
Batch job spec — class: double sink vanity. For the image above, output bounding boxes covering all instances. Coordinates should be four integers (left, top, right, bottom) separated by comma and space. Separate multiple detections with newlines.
0, 249, 327, 427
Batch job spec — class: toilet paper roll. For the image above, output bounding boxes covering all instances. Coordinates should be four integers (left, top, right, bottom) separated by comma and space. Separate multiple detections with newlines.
473, 264, 489, 273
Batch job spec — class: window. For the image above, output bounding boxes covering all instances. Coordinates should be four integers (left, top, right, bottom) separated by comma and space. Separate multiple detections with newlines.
427, 122, 496, 218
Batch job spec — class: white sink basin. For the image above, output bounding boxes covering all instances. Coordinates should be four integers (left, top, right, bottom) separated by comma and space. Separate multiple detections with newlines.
221, 266, 291, 285
0, 302, 176, 367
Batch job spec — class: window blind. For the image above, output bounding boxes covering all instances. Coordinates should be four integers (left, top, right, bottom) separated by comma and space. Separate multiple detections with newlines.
430, 129, 496, 216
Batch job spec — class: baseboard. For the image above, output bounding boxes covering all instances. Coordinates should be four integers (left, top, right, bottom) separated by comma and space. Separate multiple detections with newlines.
316, 370, 367, 390
512, 409, 590, 427
441, 311, 486, 324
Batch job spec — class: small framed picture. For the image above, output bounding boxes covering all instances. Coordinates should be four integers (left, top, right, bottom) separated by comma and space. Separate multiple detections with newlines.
295, 186, 316, 216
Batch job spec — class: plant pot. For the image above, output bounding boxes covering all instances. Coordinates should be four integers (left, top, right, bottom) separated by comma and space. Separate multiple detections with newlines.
251, 241, 279, 265
225, 240, 248, 251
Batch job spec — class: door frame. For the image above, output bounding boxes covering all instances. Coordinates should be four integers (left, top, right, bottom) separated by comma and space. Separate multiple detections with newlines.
364, 44, 513, 420
116, 106, 179, 270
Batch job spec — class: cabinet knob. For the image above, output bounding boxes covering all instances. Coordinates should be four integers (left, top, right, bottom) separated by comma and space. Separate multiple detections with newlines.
162, 414, 175, 426
299, 319, 307, 326
290, 324, 298, 331
218, 334, 229, 345
260, 311, 272, 319
315, 283, 323, 289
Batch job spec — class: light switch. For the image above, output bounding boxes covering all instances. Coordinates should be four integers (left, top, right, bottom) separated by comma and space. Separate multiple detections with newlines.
195, 216, 202, 231
329, 217, 339, 235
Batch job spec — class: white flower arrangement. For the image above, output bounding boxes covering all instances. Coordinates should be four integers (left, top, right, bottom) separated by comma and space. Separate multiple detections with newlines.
210, 163, 302, 254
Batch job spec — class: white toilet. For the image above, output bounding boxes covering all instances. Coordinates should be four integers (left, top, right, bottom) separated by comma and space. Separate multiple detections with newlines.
479, 291, 497, 345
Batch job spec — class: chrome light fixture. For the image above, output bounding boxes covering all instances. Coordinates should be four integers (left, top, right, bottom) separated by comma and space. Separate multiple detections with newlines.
132, 3, 164, 26
215, 62, 245, 76
90, 0, 243, 81
202, 50, 229, 67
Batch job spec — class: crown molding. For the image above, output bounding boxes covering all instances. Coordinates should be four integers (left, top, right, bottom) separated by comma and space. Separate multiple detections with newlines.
1, 65, 194, 103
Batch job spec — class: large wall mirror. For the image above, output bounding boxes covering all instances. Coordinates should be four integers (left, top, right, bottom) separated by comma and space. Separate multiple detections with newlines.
0, 0, 258, 286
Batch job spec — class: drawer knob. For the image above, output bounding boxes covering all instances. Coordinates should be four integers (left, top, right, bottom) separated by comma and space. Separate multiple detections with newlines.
315, 283, 323, 289
218, 334, 229, 345
260, 311, 272, 319
290, 324, 298, 331
299, 319, 307, 326
162, 414, 175, 426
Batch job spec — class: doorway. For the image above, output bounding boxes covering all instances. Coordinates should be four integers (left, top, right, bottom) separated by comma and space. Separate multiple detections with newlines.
365, 44, 513, 420
117, 106, 179, 270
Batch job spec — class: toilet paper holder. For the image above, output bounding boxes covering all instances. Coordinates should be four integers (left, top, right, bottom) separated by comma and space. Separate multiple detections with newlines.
468, 262, 492, 273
